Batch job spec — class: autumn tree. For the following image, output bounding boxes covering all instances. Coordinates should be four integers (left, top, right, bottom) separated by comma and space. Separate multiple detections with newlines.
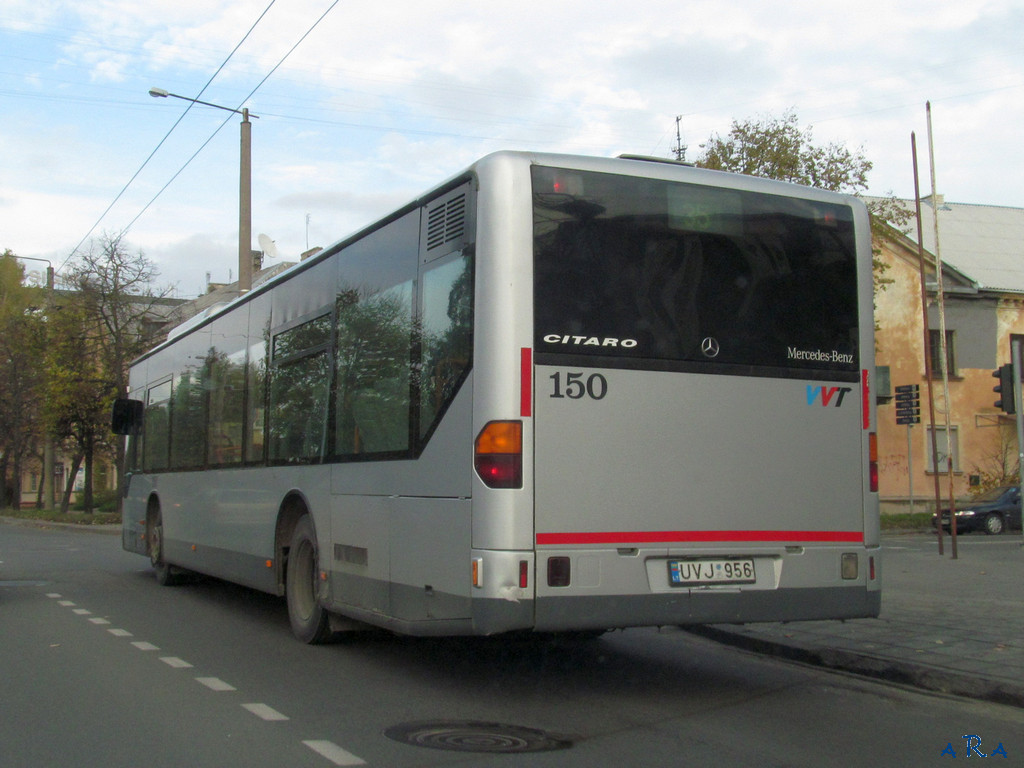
46, 233, 171, 512
45, 296, 113, 513
0, 251, 47, 509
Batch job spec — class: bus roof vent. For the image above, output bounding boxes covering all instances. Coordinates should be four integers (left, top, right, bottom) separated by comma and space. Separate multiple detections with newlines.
426, 192, 467, 251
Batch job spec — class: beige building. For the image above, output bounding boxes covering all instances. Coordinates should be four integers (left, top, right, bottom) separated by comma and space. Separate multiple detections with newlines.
874, 198, 1024, 512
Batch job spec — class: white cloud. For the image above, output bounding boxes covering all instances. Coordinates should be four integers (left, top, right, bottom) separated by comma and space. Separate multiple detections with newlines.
1, 0, 1022, 296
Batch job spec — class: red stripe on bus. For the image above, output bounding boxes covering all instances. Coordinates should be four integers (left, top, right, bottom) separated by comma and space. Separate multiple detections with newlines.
520, 347, 532, 418
535, 530, 865, 546
862, 369, 870, 430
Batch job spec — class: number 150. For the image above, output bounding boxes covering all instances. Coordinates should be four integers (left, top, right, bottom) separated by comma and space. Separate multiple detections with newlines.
549, 372, 608, 400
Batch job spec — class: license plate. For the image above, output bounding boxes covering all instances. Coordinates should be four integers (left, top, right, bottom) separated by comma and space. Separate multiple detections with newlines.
668, 558, 756, 586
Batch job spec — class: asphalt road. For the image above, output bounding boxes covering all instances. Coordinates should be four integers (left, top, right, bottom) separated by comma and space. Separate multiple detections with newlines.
2, 521, 1021, 767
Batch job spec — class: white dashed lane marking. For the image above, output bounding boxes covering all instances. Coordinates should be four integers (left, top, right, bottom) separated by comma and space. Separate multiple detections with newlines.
242, 703, 290, 721
196, 677, 237, 692
160, 656, 193, 669
303, 740, 367, 766
48, 590, 365, 766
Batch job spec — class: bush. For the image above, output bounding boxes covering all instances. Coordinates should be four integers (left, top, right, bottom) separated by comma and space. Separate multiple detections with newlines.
72, 489, 119, 513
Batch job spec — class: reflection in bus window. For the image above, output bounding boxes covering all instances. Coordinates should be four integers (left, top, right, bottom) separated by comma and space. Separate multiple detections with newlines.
419, 253, 473, 440
143, 379, 171, 471
334, 283, 414, 455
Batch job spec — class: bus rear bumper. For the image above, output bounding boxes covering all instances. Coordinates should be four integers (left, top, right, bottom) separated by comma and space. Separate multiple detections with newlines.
532, 586, 881, 632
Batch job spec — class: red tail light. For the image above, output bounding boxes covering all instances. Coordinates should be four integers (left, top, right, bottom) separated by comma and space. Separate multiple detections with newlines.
475, 421, 523, 488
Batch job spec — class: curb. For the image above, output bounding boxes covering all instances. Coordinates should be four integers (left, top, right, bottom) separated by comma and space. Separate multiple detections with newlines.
0, 516, 121, 536
687, 625, 1024, 709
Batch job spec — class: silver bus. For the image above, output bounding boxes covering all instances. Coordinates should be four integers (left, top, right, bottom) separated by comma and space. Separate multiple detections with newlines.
113, 151, 880, 643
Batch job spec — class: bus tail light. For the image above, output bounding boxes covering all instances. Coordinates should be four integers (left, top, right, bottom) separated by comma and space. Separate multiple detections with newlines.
475, 421, 523, 488
868, 432, 879, 492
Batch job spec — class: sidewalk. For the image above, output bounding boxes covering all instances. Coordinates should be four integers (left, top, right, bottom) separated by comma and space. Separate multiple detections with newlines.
689, 532, 1024, 707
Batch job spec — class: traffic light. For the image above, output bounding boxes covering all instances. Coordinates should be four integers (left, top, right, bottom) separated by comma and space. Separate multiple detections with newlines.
993, 364, 1016, 414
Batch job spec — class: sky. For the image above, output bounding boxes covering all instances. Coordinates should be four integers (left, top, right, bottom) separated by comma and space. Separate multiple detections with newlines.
2, 0, 1022, 298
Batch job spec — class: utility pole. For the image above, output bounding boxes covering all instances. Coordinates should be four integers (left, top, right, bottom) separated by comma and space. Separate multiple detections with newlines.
911, 132, 944, 556
149, 88, 257, 292
926, 101, 957, 559
239, 107, 253, 293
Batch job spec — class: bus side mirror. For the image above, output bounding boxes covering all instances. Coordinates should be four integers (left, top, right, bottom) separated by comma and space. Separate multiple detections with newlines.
111, 398, 144, 435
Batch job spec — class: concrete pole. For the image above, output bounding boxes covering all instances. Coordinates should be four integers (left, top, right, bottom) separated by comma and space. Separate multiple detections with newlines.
239, 108, 253, 293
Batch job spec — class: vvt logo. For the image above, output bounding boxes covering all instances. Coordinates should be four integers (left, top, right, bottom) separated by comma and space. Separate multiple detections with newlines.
806, 385, 853, 407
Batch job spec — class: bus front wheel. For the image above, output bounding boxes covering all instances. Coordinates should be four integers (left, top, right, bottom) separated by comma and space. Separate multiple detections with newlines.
147, 507, 183, 586
285, 515, 333, 644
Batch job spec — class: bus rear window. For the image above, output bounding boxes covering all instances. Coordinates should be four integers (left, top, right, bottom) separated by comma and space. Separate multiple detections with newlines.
532, 166, 859, 379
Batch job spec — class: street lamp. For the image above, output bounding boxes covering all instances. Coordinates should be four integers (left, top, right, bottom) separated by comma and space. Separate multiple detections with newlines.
149, 87, 257, 292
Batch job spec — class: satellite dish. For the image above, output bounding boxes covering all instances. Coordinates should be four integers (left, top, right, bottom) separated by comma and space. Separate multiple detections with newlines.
258, 233, 279, 260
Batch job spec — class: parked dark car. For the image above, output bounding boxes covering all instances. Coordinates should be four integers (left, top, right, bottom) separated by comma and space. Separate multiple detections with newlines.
933, 485, 1023, 535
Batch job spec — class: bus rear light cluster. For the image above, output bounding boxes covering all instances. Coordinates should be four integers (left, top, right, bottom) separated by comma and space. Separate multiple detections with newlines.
474, 421, 523, 488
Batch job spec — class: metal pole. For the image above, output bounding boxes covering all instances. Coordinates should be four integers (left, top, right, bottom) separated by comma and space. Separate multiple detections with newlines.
926, 102, 957, 559
907, 424, 915, 515
239, 108, 253, 293
911, 131, 945, 556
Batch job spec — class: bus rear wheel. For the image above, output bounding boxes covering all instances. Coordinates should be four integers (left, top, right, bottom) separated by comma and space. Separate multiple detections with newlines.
286, 515, 333, 644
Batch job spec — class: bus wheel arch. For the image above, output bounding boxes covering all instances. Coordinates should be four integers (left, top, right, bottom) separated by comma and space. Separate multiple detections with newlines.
274, 493, 311, 595
278, 494, 333, 644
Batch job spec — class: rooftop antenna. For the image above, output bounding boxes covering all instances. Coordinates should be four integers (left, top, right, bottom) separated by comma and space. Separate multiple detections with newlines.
674, 115, 687, 162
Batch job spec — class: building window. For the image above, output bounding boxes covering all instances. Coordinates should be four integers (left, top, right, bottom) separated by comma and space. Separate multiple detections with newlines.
928, 329, 956, 377
926, 425, 960, 473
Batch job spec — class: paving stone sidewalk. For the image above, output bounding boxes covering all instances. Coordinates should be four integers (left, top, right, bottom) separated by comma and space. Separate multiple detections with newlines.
690, 532, 1024, 707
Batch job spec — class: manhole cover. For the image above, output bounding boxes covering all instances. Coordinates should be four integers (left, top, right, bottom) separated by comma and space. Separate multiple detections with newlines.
384, 720, 573, 754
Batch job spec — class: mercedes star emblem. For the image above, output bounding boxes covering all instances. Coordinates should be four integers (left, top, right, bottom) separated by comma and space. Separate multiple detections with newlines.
701, 337, 721, 358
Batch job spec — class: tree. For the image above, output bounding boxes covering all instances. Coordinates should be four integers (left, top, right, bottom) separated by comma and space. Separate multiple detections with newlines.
695, 109, 909, 295
46, 233, 171, 512
45, 296, 112, 513
696, 108, 872, 191
0, 251, 47, 509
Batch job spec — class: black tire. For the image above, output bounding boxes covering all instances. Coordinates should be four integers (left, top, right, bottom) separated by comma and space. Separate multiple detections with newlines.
147, 507, 183, 586
984, 513, 1005, 535
286, 515, 333, 644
